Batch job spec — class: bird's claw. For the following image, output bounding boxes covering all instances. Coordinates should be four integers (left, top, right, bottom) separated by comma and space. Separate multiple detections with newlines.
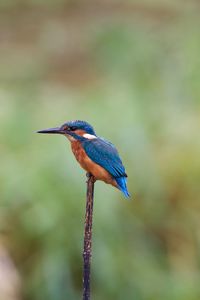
86, 172, 92, 179
86, 173, 96, 183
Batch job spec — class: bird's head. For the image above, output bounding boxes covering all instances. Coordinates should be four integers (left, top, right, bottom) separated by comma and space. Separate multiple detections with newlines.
37, 120, 96, 141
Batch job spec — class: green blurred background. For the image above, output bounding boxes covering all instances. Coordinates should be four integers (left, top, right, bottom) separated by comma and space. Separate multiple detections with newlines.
0, 1, 200, 299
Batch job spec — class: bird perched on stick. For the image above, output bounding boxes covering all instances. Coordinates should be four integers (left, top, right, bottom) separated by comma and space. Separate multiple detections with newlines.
37, 120, 130, 198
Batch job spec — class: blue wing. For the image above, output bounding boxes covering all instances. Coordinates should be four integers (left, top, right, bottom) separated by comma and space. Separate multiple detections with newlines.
82, 138, 130, 198
82, 137, 127, 178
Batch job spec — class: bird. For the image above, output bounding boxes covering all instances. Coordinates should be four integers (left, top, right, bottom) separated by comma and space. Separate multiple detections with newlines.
37, 120, 130, 198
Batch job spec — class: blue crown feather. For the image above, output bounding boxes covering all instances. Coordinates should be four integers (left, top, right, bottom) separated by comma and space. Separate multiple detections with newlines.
64, 120, 96, 135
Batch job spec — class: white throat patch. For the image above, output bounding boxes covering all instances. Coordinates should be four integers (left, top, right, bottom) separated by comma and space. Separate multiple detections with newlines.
83, 133, 97, 140
65, 134, 76, 142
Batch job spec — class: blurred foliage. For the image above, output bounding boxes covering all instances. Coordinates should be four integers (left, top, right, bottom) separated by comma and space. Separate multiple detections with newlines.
0, 1, 200, 299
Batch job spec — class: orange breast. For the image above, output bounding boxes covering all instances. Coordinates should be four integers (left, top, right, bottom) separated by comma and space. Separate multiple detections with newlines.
71, 141, 117, 187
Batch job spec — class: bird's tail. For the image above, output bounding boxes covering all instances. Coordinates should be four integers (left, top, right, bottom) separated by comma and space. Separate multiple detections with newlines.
115, 177, 130, 199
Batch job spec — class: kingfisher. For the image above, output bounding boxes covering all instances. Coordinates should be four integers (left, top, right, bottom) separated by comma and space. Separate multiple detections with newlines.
37, 120, 130, 198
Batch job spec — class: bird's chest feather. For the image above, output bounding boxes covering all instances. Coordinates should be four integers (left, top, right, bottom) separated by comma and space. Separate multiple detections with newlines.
71, 141, 91, 170
71, 141, 116, 186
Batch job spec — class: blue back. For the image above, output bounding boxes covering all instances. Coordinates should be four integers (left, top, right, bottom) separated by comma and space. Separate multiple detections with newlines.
82, 137, 130, 198
82, 138, 127, 178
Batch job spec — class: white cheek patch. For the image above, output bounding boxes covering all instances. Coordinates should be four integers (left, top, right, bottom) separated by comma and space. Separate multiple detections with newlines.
83, 134, 97, 140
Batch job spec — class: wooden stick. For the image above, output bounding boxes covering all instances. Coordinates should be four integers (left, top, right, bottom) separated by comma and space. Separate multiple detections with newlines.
82, 173, 95, 300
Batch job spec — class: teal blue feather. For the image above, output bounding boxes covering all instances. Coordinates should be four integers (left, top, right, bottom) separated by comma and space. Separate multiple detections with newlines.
82, 138, 130, 198
115, 177, 130, 198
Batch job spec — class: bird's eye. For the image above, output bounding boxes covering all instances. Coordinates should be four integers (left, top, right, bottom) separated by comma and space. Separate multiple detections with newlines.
69, 126, 76, 131
67, 126, 77, 131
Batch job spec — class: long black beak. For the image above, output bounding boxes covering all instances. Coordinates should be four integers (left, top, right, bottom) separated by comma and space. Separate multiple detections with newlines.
37, 127, 65, 134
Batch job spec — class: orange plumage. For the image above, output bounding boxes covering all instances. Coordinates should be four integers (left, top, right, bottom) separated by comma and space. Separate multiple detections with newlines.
71, 141, 118, 187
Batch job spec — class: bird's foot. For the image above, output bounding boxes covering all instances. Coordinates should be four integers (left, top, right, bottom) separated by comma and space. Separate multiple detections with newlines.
86, 173, 96, 183
86, 172, 92, 179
